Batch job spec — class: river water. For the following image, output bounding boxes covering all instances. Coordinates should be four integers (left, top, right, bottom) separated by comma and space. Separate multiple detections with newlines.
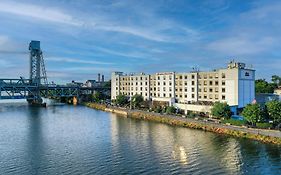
0, 104, 280, 175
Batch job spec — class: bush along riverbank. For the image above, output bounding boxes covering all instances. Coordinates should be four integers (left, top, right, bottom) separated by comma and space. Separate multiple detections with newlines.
83, 102, 281, 145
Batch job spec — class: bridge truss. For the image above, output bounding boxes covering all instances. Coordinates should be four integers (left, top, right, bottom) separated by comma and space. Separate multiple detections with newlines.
0, 41, 109, 105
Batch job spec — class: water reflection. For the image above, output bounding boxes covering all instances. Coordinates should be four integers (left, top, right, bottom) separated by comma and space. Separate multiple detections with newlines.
25, 106, 45, 174
0, 105, 280, 175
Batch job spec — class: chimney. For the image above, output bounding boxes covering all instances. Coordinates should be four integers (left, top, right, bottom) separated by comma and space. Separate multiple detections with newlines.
102, 75, 104, 82
98, 73, 100, 82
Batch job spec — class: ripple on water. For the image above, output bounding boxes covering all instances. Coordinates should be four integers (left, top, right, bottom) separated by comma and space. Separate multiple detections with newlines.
0, 105, 280, 175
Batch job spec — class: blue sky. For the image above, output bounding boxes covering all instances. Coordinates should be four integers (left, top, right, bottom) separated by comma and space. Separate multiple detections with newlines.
0, 0, 280, 83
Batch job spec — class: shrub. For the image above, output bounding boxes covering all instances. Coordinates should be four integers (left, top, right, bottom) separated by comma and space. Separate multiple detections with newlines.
166, 106, 177, 114
211, 102, 232, 119
256, 123, 273, 129
116, 94, 128, 106
242, 103, 264, 126
222, 119, 247, 126
266, 100, 281, 125
155, 106, 162, 113
131, 94, 144, 109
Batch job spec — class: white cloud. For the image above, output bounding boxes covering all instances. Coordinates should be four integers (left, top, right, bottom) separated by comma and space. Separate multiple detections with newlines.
0, 1, 81, 26
45, 57, 114, 65
207, 37, 275, 55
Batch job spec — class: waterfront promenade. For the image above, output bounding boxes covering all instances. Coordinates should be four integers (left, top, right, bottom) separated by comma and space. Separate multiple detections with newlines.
84, 103, 281, 144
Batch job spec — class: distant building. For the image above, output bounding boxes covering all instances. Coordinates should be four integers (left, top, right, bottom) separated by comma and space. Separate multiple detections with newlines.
85, 80, 97, 87
274, 87, 281, 101
111, 61, 255, 114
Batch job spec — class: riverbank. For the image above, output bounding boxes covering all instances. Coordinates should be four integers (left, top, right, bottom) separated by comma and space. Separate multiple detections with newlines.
83, 102, 281, 145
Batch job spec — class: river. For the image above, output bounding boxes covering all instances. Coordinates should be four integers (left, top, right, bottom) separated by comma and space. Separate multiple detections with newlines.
0, 104, 280, 175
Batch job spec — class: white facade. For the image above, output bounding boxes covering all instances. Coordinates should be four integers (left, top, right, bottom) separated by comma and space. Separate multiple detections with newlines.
111, 61, 255, 112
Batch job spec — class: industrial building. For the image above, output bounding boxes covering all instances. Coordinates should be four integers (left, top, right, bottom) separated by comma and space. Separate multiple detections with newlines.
111, 61, 255, 114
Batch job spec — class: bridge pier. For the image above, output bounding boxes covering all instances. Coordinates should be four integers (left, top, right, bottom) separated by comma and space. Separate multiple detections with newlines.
27, 96, 46, 107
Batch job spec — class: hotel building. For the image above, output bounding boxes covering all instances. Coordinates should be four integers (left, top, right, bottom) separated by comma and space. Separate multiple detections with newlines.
111, 61, 255, 114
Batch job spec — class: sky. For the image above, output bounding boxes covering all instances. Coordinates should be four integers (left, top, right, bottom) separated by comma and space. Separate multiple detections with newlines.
0, 0, 280, 83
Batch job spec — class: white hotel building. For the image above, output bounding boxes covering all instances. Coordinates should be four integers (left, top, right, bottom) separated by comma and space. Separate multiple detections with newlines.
111, 61, 255, 114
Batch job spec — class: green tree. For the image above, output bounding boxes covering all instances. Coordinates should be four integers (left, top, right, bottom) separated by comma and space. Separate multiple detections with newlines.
116, 94, 128, 106
166, 106, 177, 114
255, 79, 277, 93
242, 104, 263, 126
271, 75, 281, 86
92, 92, 103, 102
266, 100, 281, 124
211, 102, 232, 119
131, 94, 144, 108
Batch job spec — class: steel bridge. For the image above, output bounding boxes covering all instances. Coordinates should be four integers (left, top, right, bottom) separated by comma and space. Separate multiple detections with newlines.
0, 41, 108, 105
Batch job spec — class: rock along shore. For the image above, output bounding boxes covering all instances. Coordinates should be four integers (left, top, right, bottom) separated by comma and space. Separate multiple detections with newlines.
83, 102, 281, 145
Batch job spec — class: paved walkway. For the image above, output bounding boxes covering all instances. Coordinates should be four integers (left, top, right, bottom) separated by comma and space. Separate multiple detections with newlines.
127, 109, 281, 138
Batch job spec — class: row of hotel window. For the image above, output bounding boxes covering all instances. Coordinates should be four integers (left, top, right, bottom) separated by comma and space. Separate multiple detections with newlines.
117, 80, 226, 86
117, 73, 226, 81
118, 92, 226, 100
117, 87, 226, 93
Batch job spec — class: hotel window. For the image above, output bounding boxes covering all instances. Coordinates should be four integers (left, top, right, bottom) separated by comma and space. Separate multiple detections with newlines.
204, 74, 207, 79
158, 93, 160, 97
209, 75, 213, 79
185, 75, 188, 79
215, 74, 219, 78
169, 82, 172, 86
176, 95, 178, 97
136, 77, 138, 81
222, 88, 225, 93
136, 87, 138, 91
140, 77, 142, 80
179, 76, 182, 79
209, 81, 213, 85
169, 87, 172, 91
169, 75, 172, 80
222, 95, 226, 100
185, 88, 188, 92
158, 76, 160, 80
222, 73, 226, 78
176, 88, 178, 91
145, 82, 147, 85
145, 93, 147, 96
215, 81, 219, 85
163, 82, 166, 85
199, 88, 201, 92
158, 87, 160, 91
158, 82, 160, 85
204, 88, 207, 92
140, 87, 143, 91
163, 87, 166, 91
163, 93, 166, 97
209, 88, 213, 92
204, 95, 207, 99
209, 95, 213, 99
215, 95, 218, 99
192, 88, 195, 92
180, 88, 182, 92
192, 81, 195, 85
192, 75, 195, 79
169, 93, 172, 97
185, 82, 187, 85
180, 95, 182, 98
185, 95, 187, 98
192, 94, 195, 98
140, 82, 142, 85
204, 81, 207, 85
222, 81, 225, 86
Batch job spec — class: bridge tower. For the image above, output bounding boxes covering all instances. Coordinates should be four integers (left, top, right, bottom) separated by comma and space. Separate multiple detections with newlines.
27, 41, 48, 105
